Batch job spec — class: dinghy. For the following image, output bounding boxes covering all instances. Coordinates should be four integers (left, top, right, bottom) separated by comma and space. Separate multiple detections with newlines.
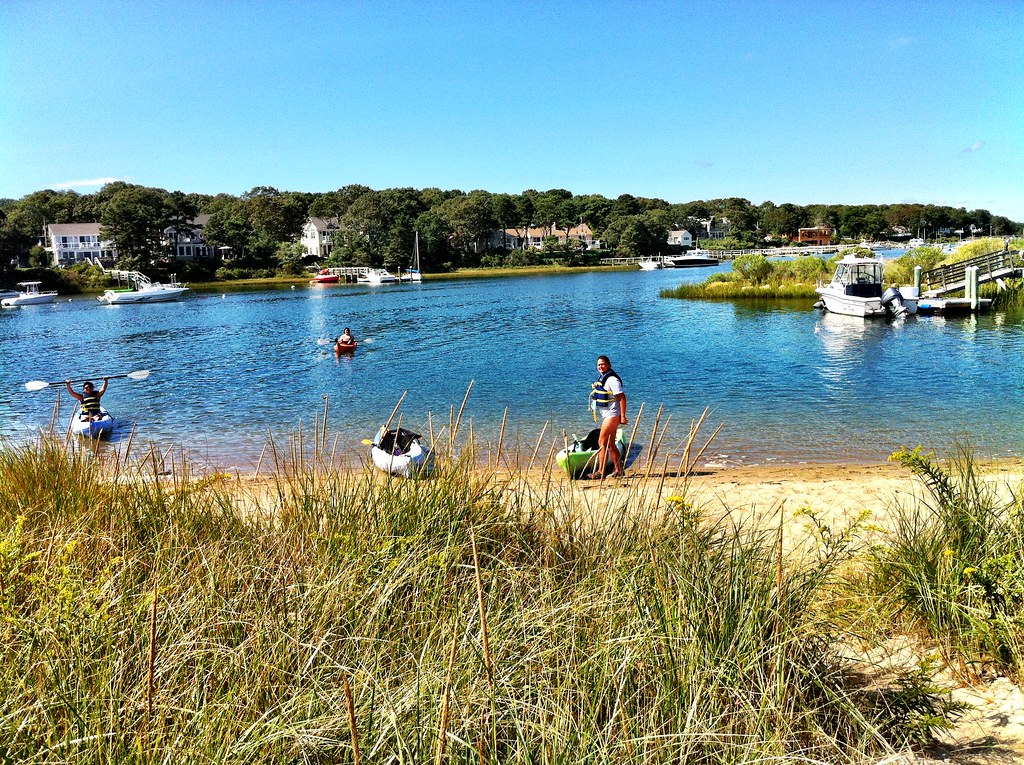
70, 407, 114, 438
556, 425, 626, 479
370, 426, 432, 478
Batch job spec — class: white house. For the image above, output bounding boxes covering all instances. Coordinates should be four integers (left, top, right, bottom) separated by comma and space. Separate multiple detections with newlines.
667, 228, 693, 248
163, 214, 212, 260
46, 223, 117, 267
482, 223, 601, 251
302, 217, 340, 258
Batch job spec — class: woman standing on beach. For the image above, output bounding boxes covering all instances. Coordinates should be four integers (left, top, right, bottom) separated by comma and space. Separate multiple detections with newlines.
589, 355, 626, 478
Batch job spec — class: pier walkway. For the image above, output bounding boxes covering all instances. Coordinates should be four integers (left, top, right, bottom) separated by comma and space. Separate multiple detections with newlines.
921, 248, 1023, 297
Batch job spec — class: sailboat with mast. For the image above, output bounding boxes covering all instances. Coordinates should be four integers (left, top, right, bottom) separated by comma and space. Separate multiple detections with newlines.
404, 231, 423, 282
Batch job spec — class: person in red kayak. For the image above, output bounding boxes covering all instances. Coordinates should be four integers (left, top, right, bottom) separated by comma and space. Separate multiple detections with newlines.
335, 327, 356, 355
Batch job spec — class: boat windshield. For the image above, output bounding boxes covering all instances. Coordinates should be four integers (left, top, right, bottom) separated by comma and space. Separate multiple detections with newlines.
833, 261, 883, 285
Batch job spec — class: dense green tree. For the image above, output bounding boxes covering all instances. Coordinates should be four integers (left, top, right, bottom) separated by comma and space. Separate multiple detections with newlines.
99, 186, 168, 271
164, 191, 200, 262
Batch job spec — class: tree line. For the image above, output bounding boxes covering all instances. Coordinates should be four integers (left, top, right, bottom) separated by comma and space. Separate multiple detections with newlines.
1, 182, 1019, 281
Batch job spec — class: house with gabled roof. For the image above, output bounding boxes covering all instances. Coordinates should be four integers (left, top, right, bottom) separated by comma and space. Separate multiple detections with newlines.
45, 223, 117, 267
302, 217, 340, 258
482, 223, 601, 251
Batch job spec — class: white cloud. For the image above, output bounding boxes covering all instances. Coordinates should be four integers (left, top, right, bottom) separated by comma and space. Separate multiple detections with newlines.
961, 141, 986, 154
50, 177, 124, 189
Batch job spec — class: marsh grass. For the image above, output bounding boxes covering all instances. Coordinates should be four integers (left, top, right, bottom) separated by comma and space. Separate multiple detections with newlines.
0, 426, 978, 764
872, 446, 1024, 678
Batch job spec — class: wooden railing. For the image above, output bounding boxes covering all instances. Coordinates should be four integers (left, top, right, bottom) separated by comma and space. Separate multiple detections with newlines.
921, 249, 1023, 295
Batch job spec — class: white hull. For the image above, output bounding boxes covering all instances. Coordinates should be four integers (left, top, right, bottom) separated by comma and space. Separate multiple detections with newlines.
98, 285, 189, 304
815, 288, 886, 317
1, 293, 58, 306
70, 407, 114, 438
667, 255, 719, 268
1, 282, 58, 306
358, 269, 398, 284
370, 427, 432, 477
638, 260, 662, 270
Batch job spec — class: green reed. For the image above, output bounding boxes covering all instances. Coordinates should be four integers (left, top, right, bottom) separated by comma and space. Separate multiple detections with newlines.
0, 431, 968, 764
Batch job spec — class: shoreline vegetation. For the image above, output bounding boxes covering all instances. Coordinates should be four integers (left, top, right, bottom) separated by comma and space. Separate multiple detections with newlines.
661, 238, 1024, 304
3, 422, 1024, 762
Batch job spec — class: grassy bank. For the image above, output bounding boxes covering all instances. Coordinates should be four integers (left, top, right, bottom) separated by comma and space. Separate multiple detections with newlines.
4, 432, 1021, 762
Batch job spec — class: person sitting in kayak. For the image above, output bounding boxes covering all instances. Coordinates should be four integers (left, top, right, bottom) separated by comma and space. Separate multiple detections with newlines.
588, 355, 626, 479
66, 377, 108, 421
335, 328, 356, 355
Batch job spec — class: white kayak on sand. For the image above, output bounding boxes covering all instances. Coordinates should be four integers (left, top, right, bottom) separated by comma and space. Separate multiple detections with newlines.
370, 426, 433, 478
70, 407, 114, 438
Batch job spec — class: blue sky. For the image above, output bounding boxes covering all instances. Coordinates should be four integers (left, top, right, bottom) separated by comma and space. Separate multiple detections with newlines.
2, 0, 1022, 220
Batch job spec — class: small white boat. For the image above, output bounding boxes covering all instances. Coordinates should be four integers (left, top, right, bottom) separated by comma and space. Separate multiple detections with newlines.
370, 426, 433, 477
70, 407, 114, 438
638, 260, 663, 270
1, 281, 58, 307
908, 238, 925, 248
667, 254, 719, 268
358, 268, 398, 285
97, 272, 189, 304
814, 254, 917, 318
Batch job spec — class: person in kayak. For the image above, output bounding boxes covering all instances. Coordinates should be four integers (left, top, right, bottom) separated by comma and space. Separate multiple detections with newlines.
589, 355, 626, 478
65, 377, 109, 421
335, 328, 356, 355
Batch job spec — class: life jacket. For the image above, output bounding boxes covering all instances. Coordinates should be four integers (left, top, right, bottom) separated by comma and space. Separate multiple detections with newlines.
590, 369, 622, 409
81, 392, 101, 416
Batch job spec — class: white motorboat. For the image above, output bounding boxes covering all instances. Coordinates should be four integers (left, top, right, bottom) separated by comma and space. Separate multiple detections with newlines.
370, 426, 433, 478
70, 406, 114, 438
1, 281, 58, 307
638, 260, 663, 270
814, 254, 917, 318
666, 254, 719, 268
908, 238, 925, 248
358, 268, 398, 285
97, 272, 188, 304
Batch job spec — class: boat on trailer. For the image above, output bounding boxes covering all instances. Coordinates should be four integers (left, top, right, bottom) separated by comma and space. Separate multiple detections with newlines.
1, 282, 59, 307
370, 426, 433, 477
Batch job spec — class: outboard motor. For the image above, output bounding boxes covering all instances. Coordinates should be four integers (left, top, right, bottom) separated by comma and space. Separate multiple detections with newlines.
881, 286, 907, 317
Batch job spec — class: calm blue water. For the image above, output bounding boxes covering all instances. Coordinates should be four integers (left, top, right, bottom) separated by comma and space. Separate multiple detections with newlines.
2, 260, 1023, 470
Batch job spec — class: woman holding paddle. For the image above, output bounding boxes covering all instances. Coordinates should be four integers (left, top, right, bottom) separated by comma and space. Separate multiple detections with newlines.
589, 355, 626, 479
65, 377, 108, 421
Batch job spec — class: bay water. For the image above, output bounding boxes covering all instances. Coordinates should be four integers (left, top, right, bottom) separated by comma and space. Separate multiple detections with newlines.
2, 260, 1022, 471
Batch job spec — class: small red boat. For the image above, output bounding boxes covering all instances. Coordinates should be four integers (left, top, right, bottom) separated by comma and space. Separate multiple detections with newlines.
313, 268, 339, 284
335, 340, 357, 355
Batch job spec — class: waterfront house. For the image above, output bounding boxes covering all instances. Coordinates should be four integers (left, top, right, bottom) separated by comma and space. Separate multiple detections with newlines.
302, 217, 340, 258
797, 226, 833, 246
482, 223, 601, 251
667, 227, 694, 248
45, 223, 118, 267
163, 214, 211, 260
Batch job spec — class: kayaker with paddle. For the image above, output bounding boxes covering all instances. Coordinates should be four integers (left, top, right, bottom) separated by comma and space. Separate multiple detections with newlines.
65, 377, 109, 421
589, 355, 626, 478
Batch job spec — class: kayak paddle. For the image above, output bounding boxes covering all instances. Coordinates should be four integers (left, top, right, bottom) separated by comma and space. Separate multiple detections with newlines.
25, 369, 152, 392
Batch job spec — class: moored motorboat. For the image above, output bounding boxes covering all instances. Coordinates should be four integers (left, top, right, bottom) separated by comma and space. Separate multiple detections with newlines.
97, 272, 188, 304
358, 268, 398, 284
370, 426, 433, 477
556, 426, 626, 479
666, 254, 719, 268
312, 268, 340, 283
814, 254, 917, 318
1, 281, 59, 307
70, 406, 114, 438
638, 260, 663, 270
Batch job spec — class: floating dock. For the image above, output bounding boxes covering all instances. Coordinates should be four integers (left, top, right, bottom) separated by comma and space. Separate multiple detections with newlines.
916, 297, 992, 315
